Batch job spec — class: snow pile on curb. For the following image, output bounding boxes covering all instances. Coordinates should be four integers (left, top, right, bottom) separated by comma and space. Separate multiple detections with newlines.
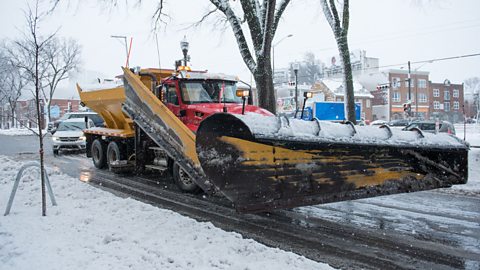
0, 128, 38, 136
439, 148, 480, 196
0, 156, 333, 270
455, 124, 480, 146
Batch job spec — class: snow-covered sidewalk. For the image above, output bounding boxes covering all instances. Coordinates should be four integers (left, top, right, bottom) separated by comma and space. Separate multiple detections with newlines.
0, 128, 38, 136
0, 156, 333, 270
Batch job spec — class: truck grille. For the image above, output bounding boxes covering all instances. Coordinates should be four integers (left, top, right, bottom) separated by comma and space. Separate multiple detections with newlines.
59, 137, 79, 142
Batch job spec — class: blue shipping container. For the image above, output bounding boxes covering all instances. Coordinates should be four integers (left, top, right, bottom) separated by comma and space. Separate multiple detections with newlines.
313, 102, 361, 121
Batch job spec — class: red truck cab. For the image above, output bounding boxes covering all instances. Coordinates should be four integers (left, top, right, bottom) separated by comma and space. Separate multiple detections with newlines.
158, 70, 272, 132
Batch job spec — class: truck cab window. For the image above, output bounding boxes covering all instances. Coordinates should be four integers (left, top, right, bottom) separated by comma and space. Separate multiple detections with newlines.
165, 85, 179, 105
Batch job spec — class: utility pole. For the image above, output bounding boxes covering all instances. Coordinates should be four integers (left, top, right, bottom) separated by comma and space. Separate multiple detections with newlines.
272, 34, 293, 85
408, 61, 411, 119
293, 63, 299, 117
415, 72, 418, 119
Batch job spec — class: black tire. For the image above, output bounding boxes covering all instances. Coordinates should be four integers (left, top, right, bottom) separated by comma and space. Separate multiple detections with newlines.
107, 141, 122, 171
173, 162, 201, 193
91, 139, 107, 169
53, 149, 59, 155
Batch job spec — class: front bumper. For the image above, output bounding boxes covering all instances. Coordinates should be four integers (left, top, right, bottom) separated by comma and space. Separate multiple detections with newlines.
52, 140, 86, 151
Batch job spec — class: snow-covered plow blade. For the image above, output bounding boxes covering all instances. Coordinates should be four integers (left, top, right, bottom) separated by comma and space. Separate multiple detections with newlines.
196, 114, 469, 213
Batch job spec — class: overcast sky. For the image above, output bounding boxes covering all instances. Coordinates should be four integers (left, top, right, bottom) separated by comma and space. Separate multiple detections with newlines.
1, 0, 479, 98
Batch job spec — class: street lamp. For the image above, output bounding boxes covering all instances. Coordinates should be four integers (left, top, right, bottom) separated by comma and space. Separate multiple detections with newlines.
272, 34, 293, 85
111, 35, 128, 66
293, 62, 299, 117
180, 36, 189, 66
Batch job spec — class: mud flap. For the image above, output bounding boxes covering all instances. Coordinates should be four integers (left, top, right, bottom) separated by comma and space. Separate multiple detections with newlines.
196, 114, 469, 213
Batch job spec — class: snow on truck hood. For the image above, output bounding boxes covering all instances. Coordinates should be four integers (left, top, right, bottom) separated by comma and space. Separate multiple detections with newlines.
236, 114, 468, 148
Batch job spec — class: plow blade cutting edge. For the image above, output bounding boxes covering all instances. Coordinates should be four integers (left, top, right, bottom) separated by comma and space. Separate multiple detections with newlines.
196, 113, 468, 213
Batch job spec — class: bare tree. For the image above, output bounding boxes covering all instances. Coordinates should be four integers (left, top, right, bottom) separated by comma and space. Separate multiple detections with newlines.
42, 37, 81, 122
197, 1, 291, 113
464, 77, 480, 119
304, 52, 322, 84
0, 55, 28, 128
12, 0, 56, 216
0, 50, 9, 128
320, 0, 356, 123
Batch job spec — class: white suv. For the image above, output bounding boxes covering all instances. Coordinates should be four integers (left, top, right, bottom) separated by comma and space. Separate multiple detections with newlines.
52, 118, 94, 155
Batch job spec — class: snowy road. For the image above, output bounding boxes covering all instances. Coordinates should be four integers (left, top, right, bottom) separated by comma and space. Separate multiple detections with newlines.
1, 132, 479, 269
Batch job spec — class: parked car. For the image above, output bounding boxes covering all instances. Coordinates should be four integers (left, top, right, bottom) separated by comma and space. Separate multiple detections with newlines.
370, 120, 388, 126
52, 118, 94, 155
402, 120, 456, 135
48, 112, 104, 133
466, 118, 477, 124
388, 119, 410, 127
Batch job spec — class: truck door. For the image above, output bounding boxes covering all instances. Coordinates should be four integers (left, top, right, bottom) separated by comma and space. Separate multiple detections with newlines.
163, 84, 181, 118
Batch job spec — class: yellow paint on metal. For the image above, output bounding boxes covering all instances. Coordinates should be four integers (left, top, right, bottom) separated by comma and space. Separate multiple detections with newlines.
76, 84, 135, 137
83, 127, 133, 138
122, 68, 201, 167
219, 136, 337, 166
219, 136, 420, 188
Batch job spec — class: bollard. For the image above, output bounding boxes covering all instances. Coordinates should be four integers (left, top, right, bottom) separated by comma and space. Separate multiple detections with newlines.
4, 161, 57, 216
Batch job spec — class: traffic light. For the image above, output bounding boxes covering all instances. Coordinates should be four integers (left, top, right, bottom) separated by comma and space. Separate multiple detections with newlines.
376, 84, 389, 91
288, 81, 296, 86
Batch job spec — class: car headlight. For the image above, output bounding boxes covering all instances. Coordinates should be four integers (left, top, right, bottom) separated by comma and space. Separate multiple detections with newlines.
79, 136, 86, 141
52, 136, 59, 141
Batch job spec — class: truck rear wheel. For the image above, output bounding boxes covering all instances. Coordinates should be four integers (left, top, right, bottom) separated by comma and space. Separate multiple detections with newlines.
107, 141, 122, 172
173, 162, 201, 193
91, 139, 107, 169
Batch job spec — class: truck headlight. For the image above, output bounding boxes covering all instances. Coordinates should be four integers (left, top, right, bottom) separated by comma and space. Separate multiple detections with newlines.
52, 136, 59, 141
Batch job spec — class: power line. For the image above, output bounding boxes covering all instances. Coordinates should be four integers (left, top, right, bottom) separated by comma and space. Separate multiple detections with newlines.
306, 19, 480, 53
365, 52, 480, 72
276, 52, 480, 82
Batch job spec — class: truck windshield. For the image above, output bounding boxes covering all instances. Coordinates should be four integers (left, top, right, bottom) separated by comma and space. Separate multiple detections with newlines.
57, 121, 86, 131
180, 80, 242, 104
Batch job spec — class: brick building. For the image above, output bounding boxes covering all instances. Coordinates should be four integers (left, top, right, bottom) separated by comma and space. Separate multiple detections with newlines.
429, 80, 464, 123
370, 69, 430, 121
388, 69, 430, 120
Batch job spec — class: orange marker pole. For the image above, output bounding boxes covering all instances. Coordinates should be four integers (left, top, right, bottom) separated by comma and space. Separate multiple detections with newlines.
126, 37, 133, 67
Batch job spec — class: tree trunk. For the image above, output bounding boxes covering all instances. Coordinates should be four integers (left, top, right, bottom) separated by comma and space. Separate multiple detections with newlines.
254, 57, 276, 114
11, 107, 15, 128
34, 45, 46, 217
337, 34, 356, 124
46, 100, 51, 124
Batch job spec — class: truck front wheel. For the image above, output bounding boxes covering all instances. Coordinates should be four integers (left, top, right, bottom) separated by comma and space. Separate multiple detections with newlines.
91, 139, 107, 169
173, 162, 201, 193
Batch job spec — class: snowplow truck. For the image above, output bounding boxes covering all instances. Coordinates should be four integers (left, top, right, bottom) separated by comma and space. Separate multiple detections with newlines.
78, 67, 469, 213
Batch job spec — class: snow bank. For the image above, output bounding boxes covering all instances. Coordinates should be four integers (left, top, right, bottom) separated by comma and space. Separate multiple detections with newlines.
0, 156, 334, 270
438, 148, 480, 196
455, 124, 480, 146
0, 128, 39, 136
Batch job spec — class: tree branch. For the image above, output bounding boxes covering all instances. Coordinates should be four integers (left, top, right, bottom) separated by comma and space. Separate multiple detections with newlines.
272, 0, 291, 37
240, 0, 263, 53
260, 0, 276, 57
342, 0, 349, 34
210, 0, 257, 73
